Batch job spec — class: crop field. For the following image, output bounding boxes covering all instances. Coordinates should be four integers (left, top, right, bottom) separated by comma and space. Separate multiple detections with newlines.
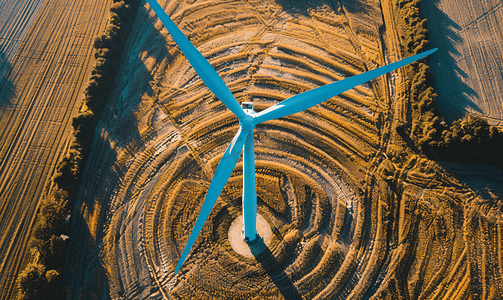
0, 0, 44, 76
1, 0, 502, 299
422, 0, 503, 126
0, 0, 111, 298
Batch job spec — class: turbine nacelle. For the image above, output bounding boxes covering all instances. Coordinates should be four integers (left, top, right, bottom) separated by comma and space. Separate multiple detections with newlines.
239, 102, 256, 131
241, 102, 254, 111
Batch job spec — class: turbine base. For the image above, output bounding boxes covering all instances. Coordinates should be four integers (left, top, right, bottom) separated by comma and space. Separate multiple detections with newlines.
228, 214, 272, 258
244, 233, 259, 242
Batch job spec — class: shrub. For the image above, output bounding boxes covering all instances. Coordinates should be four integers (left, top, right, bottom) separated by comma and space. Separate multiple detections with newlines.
18, 264, 47, 300
52, 158, 76, 190
437, 115, 503, 160
18, 264, 61, 300
93, 33, 112, 50
111, 1, 132, 18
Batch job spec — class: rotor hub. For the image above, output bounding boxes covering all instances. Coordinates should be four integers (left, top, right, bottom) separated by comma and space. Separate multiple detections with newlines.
240, 102, 256, 130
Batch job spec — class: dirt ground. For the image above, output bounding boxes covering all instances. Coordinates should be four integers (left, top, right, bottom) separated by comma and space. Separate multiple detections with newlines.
63, 0, 503, 298
63, 0, 387, 298
421, 0, 503, 126
0, 0, 111, 298
1, 0, 502, 299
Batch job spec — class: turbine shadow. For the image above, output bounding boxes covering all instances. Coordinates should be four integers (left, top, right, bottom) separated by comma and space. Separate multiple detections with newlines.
249, 237, 302, 300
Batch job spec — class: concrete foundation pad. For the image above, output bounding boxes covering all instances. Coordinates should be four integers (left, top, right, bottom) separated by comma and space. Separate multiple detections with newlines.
228, 214, 272, 258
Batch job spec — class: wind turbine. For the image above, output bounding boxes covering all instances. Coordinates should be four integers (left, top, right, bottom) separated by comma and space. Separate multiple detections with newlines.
145, 0, 437, 275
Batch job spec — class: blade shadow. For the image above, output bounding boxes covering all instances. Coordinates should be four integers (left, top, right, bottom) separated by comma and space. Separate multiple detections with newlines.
249, 237, 302, 300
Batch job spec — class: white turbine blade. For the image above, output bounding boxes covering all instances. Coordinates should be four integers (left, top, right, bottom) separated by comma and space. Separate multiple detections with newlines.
175, 127, 251, 274
254, 48, 438, 124
146, 0, 246, 119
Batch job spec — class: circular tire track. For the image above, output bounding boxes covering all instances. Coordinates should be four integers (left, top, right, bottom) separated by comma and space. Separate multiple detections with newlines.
70, 0, 408, 299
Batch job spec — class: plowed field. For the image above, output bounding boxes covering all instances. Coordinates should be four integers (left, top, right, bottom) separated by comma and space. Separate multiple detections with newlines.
0, 0, 111, 298
422, 0, 503, 126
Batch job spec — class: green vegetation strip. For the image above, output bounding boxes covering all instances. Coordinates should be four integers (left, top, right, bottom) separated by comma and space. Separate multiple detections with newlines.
17, 0, 141, 299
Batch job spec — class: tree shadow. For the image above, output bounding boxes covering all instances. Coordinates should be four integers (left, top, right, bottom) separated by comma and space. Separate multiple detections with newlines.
63, 6, 164, 298
274, 0, 315, 16
62, 205, 112, 299
249, 237, 303, 300
420, 0, 482, 120
438, 161, 503, 202
274, 0, 339, 16
0, 50, 16, 106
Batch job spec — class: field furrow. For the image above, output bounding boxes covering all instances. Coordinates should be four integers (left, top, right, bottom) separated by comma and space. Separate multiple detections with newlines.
0, 0, 112, 298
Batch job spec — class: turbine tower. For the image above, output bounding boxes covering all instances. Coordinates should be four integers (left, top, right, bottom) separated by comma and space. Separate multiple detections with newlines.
145, 0, 437, 275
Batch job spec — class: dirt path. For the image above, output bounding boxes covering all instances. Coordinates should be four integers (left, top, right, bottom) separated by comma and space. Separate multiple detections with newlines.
421, 0, 503, 126
0, 0, 111, 298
